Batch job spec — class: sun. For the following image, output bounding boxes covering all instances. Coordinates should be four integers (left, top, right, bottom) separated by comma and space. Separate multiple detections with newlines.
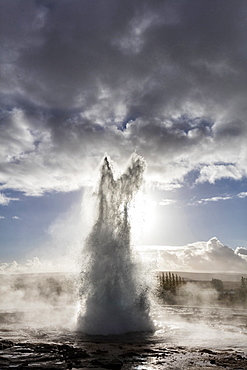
129, 191, 158, 245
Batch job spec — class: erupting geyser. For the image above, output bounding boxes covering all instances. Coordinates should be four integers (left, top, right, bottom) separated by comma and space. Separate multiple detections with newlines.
77, 154, 154, 335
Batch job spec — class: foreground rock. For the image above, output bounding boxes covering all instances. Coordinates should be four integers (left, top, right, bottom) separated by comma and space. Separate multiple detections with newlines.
0, 338, 247, 369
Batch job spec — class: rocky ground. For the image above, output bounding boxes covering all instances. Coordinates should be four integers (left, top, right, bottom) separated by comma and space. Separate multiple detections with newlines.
0, 337, 247, 369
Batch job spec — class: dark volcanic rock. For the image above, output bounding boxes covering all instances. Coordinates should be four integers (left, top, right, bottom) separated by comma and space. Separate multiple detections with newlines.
91, 358, 123, 369
0, 338, 247, 369
200, 348, 216, 355
0, 339, 14, 349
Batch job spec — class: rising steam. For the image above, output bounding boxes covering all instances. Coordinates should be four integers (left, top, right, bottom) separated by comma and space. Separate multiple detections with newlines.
77, 154, 154, 335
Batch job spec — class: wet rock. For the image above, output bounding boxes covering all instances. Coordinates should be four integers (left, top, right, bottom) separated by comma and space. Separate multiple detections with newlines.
119, 351, 139, 358
200, 348, 216, 355
57, 344, 90, 360
0, 339, 14, 349
92, 349, 109, 355
0, 338, 247, 369
91, 358, 123, 369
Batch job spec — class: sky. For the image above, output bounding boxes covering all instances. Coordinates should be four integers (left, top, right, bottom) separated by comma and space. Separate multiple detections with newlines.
0, 0, 247, 270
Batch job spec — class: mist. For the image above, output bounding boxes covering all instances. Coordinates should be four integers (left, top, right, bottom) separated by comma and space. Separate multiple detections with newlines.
0, 272, 79, 330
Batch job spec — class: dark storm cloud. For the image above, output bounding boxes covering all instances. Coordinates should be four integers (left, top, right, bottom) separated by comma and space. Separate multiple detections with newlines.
0, 0, 247, 194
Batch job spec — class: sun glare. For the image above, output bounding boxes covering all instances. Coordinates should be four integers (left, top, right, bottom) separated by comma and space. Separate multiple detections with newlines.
129, 192, 158, 244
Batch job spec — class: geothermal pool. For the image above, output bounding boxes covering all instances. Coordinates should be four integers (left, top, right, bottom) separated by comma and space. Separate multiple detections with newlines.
0, 302, 247, 369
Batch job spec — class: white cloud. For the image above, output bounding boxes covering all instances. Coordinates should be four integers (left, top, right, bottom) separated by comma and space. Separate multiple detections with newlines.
0, 256, 76, 274
196, 164, 245, 184
0, 257, 66, 273
235, 247, 247, 262
0, 216, 5, 219
235, 247, 247, 256
0, 193, 19, 205
12, 216, 20, 220
193, 195, 232, 205
140, 237, 247, 272
190, 190, 247, 206
159, 199, 177, 206
237, 192, 247, 199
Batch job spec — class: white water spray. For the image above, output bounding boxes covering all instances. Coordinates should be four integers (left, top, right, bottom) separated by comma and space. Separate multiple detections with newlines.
77, 154, 154, 335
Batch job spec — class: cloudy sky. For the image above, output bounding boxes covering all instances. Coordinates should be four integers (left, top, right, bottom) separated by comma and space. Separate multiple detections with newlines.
0, 0, 247, 267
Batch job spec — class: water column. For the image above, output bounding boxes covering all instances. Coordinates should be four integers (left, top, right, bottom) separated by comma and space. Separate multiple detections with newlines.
77, 154, 153, 335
